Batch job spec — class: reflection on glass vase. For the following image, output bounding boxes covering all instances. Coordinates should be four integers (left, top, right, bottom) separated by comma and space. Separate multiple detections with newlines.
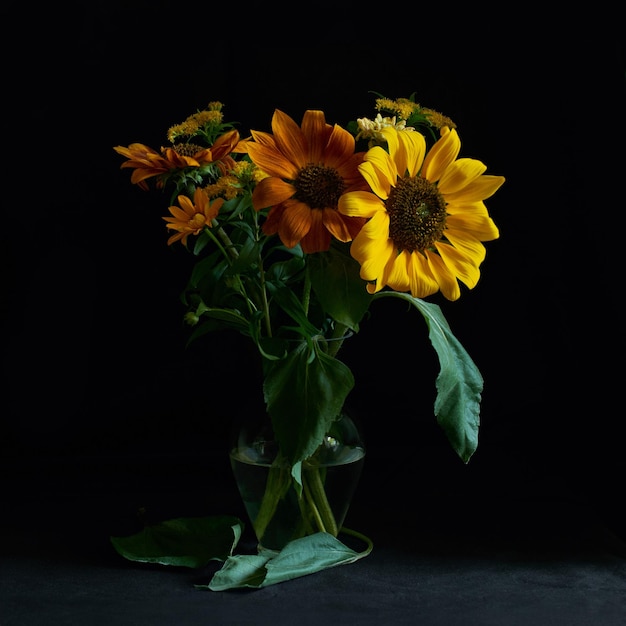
230, 411, 365, 552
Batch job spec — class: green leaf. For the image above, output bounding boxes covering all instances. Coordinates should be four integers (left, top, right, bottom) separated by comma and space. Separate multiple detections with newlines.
266, 283, 320, 335
265, 252, 306, 284
202, 531, 371, 590
264, 339, 355, 466
308, 244, 372, 331
372, 292, 483, 463
195, 307, 250, 330
110, 516, 244, 568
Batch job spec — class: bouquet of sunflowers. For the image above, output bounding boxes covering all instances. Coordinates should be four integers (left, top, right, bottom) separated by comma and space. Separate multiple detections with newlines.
112, 94, 504, 588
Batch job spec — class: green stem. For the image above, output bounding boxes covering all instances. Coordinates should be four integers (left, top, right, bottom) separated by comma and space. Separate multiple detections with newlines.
303, 466, 338, 536
327, 322, 349, 358
253, 210, 273, 338
253, 462, 291, 541
302, 264, 312, 317
300, 479, 325, 533
339, 527, 374, 558
206, 219, 259, 322
209, 219, 239, 261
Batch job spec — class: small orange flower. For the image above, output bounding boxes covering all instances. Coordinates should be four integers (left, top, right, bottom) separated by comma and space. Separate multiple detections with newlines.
246, 109, 368, 253
114, 129, 240, 190
163, 188, 224, 246
113, 143, 175, 190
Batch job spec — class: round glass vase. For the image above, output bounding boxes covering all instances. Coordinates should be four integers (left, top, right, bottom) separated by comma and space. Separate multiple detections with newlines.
230, 411, 365, 552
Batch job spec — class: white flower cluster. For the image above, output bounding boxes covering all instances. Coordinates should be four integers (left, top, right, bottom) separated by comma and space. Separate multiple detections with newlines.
355, 113, 415, 143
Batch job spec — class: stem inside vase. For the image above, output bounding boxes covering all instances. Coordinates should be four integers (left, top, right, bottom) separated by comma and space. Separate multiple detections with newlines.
230, 413, 365, 551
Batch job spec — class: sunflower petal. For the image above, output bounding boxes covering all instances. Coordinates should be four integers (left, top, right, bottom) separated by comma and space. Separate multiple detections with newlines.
301, 209, 332, 253
272, 109, 308, 169
359, 238, 395, 287
421, 128, 461, 182
395, 129, 426, 178
444, 229, 487, 264
385, 250, 411, 293
301, 110, 330, 163
407, 252, 440, 298
438, 158, 487, 195
447, 213, 500, 242
322, 208, 352, 243
246, 141, 299, 179
444, 175, 506, 203
426, 251, 461, 301
356, 210, 389, 241
338, 191, 383, 218
359, 147, 395, 199
252, 178, 296, 210
279, 201, 313, 248
434, 242, 481, 289
351, 214, 392, 280
323, 124, 356, 170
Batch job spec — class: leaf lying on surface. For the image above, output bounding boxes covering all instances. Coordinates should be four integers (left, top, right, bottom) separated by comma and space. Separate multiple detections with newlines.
201, 531, 372, 590
110, 516, 243, 569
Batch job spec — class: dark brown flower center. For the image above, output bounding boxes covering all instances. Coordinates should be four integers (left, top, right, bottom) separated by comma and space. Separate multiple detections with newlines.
294, 164, 346, 209
387, 176, 447, 252
172, 142, 204, 157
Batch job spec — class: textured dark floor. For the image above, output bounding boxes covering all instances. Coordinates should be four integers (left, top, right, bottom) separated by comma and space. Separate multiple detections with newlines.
3, 451, 626, 626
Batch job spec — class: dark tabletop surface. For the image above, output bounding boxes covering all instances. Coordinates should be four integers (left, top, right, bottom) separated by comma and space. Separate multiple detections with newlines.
3, 445, 626, 626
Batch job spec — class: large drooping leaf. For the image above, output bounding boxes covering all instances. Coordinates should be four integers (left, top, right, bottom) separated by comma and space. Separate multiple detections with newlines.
372, 292, 483, 463
202, 531, 372, 590
263, 339, 355, 468
110, 516, 243, 568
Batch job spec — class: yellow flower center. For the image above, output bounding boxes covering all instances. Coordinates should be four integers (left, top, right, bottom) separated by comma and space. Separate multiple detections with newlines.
294, 164, 346, 209
189, 214, 207, 230
387, 177, 447, 252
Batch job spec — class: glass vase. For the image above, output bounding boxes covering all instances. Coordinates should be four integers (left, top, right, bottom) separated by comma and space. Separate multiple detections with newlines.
230, 411, 365, 552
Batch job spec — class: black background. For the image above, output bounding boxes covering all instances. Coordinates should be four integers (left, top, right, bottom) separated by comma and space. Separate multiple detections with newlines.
2, 0, 626, 602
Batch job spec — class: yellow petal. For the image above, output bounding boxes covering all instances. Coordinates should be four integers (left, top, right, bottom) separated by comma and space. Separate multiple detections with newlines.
360, 146, 395, 199
356, 209, 390, 241
407, 252, 439, 298
351, 213, 392, 278
385, 250, 411, 292
425, 251, 461, 301
338, 190, 383, 218
359, 237, 395, 288
438, 158, 487, 195
444, 175, 506, 203
434, 242, 481, 289
397, 130, 426, 178
447, 212, 500, 242
421, 128, 461, 182
444, 229, 487, 264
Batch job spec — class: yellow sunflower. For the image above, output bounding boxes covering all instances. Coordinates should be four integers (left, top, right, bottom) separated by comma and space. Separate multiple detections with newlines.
163, 188, 224, 246
338, 126, 504, 301
246, 109, 368, 253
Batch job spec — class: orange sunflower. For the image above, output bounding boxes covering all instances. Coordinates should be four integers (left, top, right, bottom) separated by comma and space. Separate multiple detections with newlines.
163, 188, 224, 246
338, 126, 504, 301
114, 129, 240, 191
245, 109, 368, 253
